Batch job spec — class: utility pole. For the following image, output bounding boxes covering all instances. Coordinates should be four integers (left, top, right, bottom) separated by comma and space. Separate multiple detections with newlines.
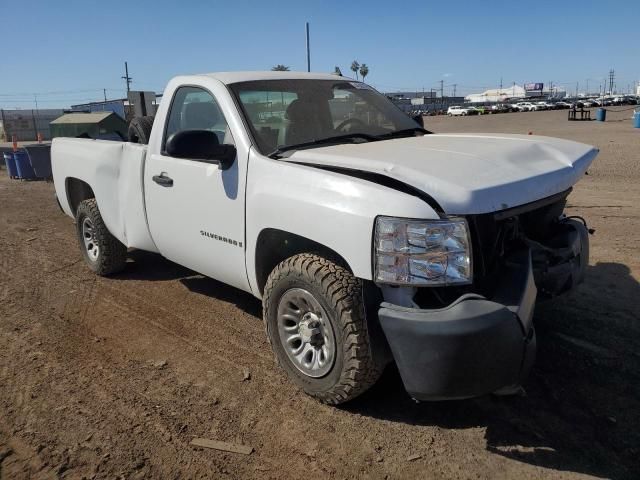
608, 69, 615, 95
452, 84, 457, 97
439, 80, 444, 99
122, 61, 132, 93
103, 88, 107, 102
305, 22, 311, 72
33, 94, 40, 140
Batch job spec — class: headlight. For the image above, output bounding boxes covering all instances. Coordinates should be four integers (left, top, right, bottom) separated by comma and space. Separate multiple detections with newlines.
374, 216, 472, 286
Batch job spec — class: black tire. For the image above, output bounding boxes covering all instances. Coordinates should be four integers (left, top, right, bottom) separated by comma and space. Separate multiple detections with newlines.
75, 199, 127, 276
263, 253, 382, 404
128, 116, 154, 144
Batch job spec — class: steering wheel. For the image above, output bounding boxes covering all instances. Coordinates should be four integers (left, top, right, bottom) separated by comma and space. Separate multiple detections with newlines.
336, 117, 367, 133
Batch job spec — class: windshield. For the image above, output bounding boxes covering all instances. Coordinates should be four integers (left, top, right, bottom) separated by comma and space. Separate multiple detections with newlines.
229, 79, 420, 155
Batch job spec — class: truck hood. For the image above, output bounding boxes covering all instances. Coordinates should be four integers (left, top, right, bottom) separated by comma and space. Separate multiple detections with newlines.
283, 133, 598, 214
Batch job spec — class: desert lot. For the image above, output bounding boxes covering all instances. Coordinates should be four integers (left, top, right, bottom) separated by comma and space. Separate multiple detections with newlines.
0, 108, 638, 479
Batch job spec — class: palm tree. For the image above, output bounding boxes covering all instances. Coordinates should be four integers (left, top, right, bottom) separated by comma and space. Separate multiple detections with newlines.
359, 64, 369, 82
350, 61, 360, 80
271, 65, 290, 71
333, 66, 343, 76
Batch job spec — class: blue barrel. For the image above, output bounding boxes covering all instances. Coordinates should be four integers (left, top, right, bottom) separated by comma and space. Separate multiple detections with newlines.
596, 108, 606, 121
3, 152, 18, 178
13, 151, 36, 179
634, 112, 640, 128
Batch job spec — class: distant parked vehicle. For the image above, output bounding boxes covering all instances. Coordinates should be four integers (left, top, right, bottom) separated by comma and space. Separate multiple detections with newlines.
490, 104, 510, 113
515, 102, 535, 112
554, 101, 573, 109
447, 105, 478, 116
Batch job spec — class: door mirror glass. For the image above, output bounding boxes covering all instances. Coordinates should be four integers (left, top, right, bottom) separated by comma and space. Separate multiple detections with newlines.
165, 130, 235, 169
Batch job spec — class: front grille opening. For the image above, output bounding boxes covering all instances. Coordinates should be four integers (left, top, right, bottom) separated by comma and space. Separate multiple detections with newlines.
413, 190, 570, 309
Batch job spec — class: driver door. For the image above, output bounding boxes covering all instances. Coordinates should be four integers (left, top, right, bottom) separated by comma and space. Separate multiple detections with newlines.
144, 85, 250, 292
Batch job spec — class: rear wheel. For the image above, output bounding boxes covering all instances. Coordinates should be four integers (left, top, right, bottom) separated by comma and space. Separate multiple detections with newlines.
263, 254, 383, 404
75, 199, 127, 276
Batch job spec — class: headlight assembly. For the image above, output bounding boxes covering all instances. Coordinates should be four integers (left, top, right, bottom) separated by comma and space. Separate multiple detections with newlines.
374, 216, 472, 286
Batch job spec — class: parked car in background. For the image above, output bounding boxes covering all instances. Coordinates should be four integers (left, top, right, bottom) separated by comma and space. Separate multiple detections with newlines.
447, 105, 478, 116
490, 104, 511, 113
515, 102, 535, 111
554, 101, 573, 109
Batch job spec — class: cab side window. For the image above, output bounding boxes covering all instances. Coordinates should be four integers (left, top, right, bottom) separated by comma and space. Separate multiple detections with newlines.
164, 86, 234, 151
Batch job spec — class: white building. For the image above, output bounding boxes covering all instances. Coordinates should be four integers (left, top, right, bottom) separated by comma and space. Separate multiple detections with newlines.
465, 85, 525, 103
465, 84, 567, 103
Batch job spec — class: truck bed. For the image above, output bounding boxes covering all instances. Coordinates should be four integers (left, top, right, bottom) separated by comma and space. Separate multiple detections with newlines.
52, 138, 158, 253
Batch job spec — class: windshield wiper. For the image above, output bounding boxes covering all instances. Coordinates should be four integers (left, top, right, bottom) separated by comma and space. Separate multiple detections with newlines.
268, 133, 378, 159
375, 127, 432, 139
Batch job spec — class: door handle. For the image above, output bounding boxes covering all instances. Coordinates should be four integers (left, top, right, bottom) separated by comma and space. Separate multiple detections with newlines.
152, 173, 173, 187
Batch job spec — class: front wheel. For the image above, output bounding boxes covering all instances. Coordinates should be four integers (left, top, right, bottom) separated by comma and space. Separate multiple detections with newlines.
75, 199, 127, 276
263, 254, 383, 404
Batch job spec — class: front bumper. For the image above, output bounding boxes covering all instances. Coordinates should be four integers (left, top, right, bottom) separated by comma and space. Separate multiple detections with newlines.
378, 217, 590, 401
379, 249, 537, 401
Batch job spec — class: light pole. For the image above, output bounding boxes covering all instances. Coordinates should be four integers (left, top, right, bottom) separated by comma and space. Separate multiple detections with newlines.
305, 23, 311, 72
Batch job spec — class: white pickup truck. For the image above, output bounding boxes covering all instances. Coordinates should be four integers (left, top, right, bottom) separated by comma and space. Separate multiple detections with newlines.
52, 71, 597, 404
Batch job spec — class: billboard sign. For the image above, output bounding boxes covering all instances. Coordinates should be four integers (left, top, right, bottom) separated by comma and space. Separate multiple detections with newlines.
524, 83, 544, 91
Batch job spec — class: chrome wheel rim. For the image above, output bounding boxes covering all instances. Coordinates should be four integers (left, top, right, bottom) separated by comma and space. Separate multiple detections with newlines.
276, 288, 336, 378
82, 217, 99, 261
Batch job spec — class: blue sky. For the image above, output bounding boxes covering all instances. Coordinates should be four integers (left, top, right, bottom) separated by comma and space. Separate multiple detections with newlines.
2, 0, 638, 109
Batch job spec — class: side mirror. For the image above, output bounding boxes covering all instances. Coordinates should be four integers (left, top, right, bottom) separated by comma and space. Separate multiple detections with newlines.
165, 130, 235, 169
412, 114, 425, 128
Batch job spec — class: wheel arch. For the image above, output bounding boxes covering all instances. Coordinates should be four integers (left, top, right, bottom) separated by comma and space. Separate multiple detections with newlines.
254, 228, 353, 296
65, 177, 95, 216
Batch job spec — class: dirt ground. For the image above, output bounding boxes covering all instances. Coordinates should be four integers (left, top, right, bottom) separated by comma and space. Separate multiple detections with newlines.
1, 108, 638, 479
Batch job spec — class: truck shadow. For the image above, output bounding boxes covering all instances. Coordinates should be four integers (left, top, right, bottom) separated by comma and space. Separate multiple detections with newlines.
343, 262, 640, 480
114, 249, 263, 317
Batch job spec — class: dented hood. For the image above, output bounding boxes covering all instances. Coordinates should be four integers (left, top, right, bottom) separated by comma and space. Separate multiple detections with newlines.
284, 133, 598, 214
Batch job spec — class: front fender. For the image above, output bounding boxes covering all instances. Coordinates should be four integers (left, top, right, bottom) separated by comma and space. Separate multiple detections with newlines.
245, 150, 438, 297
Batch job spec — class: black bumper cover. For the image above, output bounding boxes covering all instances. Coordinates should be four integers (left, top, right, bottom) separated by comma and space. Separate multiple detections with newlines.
379, 217, 590, 401
379, 249, 538, 401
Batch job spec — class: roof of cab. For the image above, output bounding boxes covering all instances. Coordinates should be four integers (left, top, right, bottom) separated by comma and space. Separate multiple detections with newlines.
196, 71, 351, 84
